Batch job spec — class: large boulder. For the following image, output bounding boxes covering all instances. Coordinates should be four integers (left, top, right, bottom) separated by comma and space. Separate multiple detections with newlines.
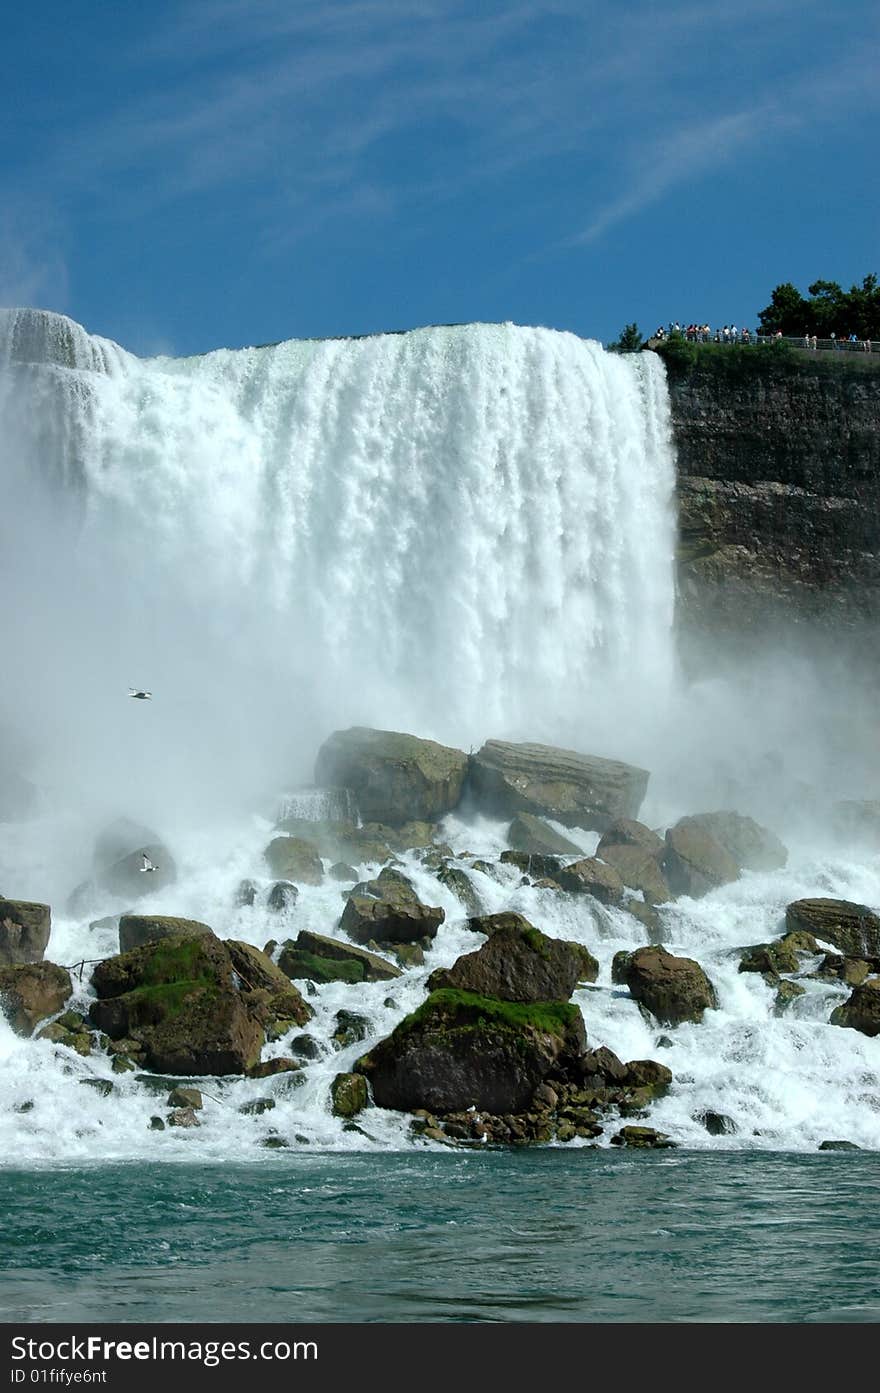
89, 934, 272, 1074
357, 989, 587, 1114
614, 946, 717, 1025
118, 914, 215, 955
92, 819, 177, 901
314, 727, 468, 826
0, 898, 51, 965
677, 811, 787, 873
596, 844, 670, 904
830, 980, 880, 1037
499, 850, 563, 880
507, 813, 581, 857
551, 857, 624, 905
264, 836, 323, 885
339, 867, 445, 945
340, 893, 445, 946
278, 930, 401, 985
785, 899, 880, 961
662, 818, 740, 898
225, 941, 312, 1028
0, 962, 71, 1034
435, 865, 482, 917
467, 740, 649, 831
427, 919, 596, 1002
597, 819, 664, 857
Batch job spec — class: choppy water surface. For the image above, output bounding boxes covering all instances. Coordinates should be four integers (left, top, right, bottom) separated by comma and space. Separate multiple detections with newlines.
3, 1151, 879, 1323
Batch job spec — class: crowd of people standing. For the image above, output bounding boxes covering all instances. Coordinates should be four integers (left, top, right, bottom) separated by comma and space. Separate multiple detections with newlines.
652, 322, 875, 352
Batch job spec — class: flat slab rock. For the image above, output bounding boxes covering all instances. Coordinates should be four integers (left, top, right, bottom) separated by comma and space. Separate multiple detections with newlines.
0, 898, 51, 965
314, 726, 468, 826
467, 739, 649, 832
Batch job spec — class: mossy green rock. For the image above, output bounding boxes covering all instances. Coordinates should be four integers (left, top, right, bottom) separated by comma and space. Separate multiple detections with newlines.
427, 919, 596, 1002
119, 914, 215, 955
264, 837, 323, 885
330, 1072, 369, 1118
279, 930, 400, 985
357, 988, 587, 1115
315, 727, 468, 826
0, 961, 71, 1035
226, 940, 313, 1028
89, 934, 265, 1074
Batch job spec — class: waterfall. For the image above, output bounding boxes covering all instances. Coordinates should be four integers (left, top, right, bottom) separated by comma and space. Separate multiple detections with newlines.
0, 310, 677, 763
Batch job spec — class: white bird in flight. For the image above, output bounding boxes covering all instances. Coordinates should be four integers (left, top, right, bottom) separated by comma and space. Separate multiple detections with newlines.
140, 852, 159, 874
129, 688, 152, 700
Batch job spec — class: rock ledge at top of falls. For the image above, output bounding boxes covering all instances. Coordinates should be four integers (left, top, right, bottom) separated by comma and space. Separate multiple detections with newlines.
314, 727, 469, 827
465, 740, 649, 832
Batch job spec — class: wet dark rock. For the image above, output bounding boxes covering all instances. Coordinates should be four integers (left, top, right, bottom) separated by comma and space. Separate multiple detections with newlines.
333, 1010, 370, 1049
118, 914, 215, 955
785, 898, 880, 960
149, 1115, 165, 1131
279, 929, 401, 985
507, 812, 581, 856
830, 979, 880, 1037
168, 1107, 200, 1128
264, 837, 323, 886
596, 844, 670, 904
0, 961, 71, 1035
357, 989, 587, 1115
467, 739, 649, 831
610, 1125, 675, 1149
339, 872, 445, 945
167, 1086, 202, 1110
818, 1139, 862, 1151
662, 818, 740, 898
427, 919, 596, 1002
247, 1057, 302, 1079
597, 819, 664, 857
331, 1072, 369, 1118
239, 1097, 275, 1116
809, 954, 870, 986
499, 850, 563, 879
235, 879, 258, 907
697, 1110, 737, 1136
551, 857, 624, 905
614, 945, 717, 1025
329, 862, 359, 882
89, 934, 286, 1075
775, 980, 806, 1013
289, 1033, 321, 1060
0, 898, 51, 965
435, 864, 482, 917
267, 881, 299, 913
315, 727, 468, 826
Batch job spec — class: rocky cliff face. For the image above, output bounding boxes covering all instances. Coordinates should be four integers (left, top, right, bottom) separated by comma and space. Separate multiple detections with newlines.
663, 347, 880, 665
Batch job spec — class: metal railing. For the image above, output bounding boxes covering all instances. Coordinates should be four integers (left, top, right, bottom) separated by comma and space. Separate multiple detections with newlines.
650, 331, 878, 355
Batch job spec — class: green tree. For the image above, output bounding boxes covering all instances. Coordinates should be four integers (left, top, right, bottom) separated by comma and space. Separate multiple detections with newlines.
759, 274, 880, 338
757, 282, 808, 336
607, 322, 644, 353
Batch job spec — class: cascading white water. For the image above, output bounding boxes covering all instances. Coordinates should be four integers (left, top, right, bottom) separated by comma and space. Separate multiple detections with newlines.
1, 308, 877, 1163
0, 309, 677, 756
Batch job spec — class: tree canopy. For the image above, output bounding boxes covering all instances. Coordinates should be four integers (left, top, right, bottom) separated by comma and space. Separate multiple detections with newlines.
758, 275, 880, 339
607, 322, 644, 353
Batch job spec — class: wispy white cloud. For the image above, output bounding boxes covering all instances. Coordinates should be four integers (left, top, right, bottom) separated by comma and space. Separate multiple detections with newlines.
4, 0, 878, 262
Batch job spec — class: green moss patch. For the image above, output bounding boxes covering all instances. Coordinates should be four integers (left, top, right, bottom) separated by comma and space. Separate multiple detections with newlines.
399, 988, 579, 1040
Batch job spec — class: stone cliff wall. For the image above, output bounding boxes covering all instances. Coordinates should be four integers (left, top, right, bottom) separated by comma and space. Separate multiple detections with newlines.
661, 345, 880, 665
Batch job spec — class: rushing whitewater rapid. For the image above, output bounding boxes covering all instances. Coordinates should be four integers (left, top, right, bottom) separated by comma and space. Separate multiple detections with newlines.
1, 309, 878, 1163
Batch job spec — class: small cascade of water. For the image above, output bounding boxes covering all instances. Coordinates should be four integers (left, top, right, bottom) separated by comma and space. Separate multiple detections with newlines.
277, 787, 359, 825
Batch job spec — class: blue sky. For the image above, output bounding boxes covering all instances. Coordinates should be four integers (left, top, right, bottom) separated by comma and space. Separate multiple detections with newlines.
2, 0, 878, 355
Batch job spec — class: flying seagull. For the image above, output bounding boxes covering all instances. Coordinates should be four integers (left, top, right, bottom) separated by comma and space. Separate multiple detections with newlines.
140, 852, 159, 874
129, 688, 152, 700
